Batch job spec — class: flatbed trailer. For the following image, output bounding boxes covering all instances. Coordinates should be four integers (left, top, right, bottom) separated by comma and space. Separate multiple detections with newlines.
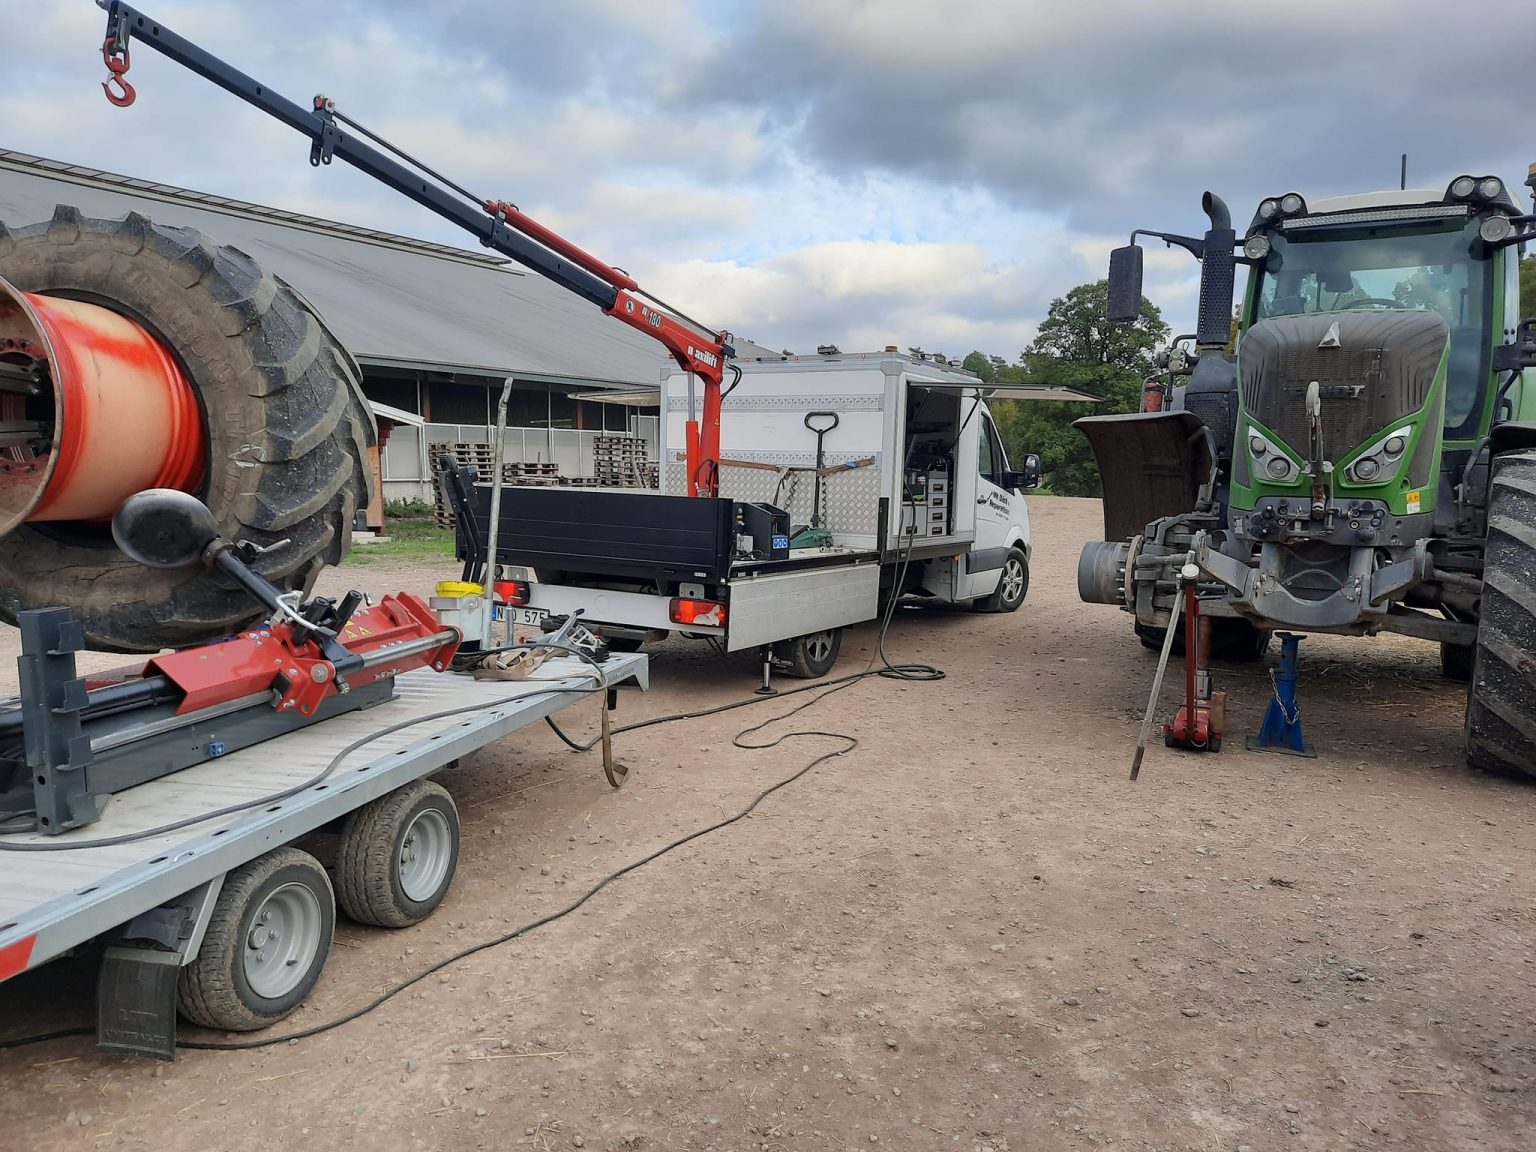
0, 653, 647, 1058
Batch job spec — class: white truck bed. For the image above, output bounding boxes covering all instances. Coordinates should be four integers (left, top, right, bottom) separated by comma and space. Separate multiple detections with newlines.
0, 653, 647, 979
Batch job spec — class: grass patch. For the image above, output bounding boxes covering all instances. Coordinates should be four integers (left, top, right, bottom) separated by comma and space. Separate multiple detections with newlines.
343, 516, 457, 565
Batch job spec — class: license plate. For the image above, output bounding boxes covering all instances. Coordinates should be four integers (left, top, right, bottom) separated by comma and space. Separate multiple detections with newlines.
509, 607, 548, 626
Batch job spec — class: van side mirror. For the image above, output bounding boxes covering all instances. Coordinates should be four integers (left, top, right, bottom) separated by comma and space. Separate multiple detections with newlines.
1005, 454, 1042, 490
1107, 246, 1144, 323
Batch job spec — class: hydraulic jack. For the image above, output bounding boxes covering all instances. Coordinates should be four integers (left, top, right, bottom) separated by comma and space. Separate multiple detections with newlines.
1163, 573, 1225, 753
1130, 562, 1224, 780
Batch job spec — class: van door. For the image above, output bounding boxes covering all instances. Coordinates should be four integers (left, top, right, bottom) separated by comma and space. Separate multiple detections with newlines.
964, 409, 1014, 598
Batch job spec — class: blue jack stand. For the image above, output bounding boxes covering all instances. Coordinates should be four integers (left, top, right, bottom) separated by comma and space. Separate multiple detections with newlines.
1247, 631, 1317, 757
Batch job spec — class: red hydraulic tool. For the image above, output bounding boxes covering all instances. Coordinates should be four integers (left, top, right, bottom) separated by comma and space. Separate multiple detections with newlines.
93, 2, 737, 496
1162, 574, 1224, 753
0, 489, 461, 835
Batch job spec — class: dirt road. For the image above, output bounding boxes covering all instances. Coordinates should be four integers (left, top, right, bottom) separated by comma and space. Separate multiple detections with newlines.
1, 495, 1531, 1151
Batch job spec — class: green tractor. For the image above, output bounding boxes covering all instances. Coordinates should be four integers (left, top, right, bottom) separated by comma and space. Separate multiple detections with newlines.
1076, 170, 1536, 777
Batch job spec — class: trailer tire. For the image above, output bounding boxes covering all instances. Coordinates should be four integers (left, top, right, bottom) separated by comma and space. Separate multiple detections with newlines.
0, 207, 374, 652
785, 628, 842, 679
177, 847, 335, 1032
336, 780, 460, 928
1465, 450, 1536, 779
978, 547, 1029, 612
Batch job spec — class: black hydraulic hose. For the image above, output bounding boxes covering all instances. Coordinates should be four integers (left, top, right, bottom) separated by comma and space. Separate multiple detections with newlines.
0, 675, 179, 737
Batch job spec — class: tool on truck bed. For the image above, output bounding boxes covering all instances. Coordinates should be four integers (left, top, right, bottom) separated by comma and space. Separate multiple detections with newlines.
91, 0, 736, 499
0, 489, 461, 835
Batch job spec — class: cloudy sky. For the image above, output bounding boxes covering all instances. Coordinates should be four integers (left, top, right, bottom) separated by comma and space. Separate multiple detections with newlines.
6, 0, 1535, 360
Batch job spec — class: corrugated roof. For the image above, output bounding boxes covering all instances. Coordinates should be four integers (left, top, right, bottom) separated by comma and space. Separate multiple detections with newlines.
0, 150, 682, 389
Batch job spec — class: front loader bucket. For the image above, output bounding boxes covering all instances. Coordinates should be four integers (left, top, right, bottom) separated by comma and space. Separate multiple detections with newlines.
1074, 410, 1212, 542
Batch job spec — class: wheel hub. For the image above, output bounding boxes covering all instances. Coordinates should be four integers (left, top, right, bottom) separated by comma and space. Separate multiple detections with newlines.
242, 881, 323, 1000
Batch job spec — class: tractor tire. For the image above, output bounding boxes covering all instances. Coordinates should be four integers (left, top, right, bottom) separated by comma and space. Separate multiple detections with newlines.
1136, 617, 1270, 663
0, 206, 373, 652
1465, 450, 1536, 778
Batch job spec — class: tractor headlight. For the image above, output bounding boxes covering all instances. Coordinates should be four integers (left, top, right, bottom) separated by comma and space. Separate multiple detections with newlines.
1346, 426, 1413, 485
1479, 176, 1504, 200
1244, 234, 1272, 260
1480, 215, 1513, 243
1450, 175, 1477, 199
1249, 431, 1299, 482
1279, 193, 1304, 214
1258, 198, 1280, 220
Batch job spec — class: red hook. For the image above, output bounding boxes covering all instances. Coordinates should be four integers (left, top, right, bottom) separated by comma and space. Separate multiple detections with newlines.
101, 36, 136, 107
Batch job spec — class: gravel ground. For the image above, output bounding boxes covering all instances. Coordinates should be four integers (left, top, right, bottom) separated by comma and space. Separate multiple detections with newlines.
0, 494, 1531, 1152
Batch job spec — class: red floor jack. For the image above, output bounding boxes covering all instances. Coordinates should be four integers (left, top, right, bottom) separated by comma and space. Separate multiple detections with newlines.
1130, 563, 1226, 779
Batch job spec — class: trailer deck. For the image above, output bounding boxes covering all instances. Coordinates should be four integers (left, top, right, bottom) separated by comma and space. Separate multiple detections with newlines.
0, 654, 647, 983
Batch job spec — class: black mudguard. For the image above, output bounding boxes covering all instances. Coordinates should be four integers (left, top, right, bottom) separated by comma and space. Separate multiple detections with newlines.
1074, 410, 1212, 542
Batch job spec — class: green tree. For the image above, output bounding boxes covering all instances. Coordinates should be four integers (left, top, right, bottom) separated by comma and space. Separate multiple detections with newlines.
961, 350, 995, 382
1520, 255, 1536, 315
991, 280, 1169, 497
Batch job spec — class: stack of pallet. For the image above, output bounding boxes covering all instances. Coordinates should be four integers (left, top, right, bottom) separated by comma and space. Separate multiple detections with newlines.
593, 435, 653, 488
502, 462, 560, 486
428, 444, 564, 528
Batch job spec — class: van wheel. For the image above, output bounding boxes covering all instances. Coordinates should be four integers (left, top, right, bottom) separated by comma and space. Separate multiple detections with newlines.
981, 548, 1029, 613
786, 628, 842, 679
177, 848, 335, 1032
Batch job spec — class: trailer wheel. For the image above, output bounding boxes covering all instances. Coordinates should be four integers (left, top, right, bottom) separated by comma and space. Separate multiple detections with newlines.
177, 847, 335, 1032
1465, 450, 1536, 778
979, 547, 1029, 612
0, 207, 373, 652
786, 628, 842, 679
336, 780, 460, 928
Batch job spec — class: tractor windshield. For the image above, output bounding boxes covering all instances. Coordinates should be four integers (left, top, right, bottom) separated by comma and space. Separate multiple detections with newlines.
1251, 216, 1491, 436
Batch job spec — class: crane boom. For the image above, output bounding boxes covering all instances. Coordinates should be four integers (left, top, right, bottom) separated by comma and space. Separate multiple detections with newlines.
94, 0, 733, 495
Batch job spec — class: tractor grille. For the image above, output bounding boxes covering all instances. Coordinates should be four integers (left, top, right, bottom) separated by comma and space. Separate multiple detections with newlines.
1240, 311, 1446, 458
1276, 539, 1353, 602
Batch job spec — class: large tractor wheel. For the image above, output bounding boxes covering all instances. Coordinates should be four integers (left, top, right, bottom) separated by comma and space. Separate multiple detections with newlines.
1465, 450, 1536, 778
0, 207, 373, 651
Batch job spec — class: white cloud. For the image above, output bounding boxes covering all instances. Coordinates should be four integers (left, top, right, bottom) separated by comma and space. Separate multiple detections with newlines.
6, 0, 1529, 368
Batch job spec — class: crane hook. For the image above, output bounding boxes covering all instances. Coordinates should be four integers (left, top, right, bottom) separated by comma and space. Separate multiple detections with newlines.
101, 36, 136, 107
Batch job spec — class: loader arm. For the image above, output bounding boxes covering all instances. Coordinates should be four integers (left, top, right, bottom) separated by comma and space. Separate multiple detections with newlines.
93, 1, 733, 495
